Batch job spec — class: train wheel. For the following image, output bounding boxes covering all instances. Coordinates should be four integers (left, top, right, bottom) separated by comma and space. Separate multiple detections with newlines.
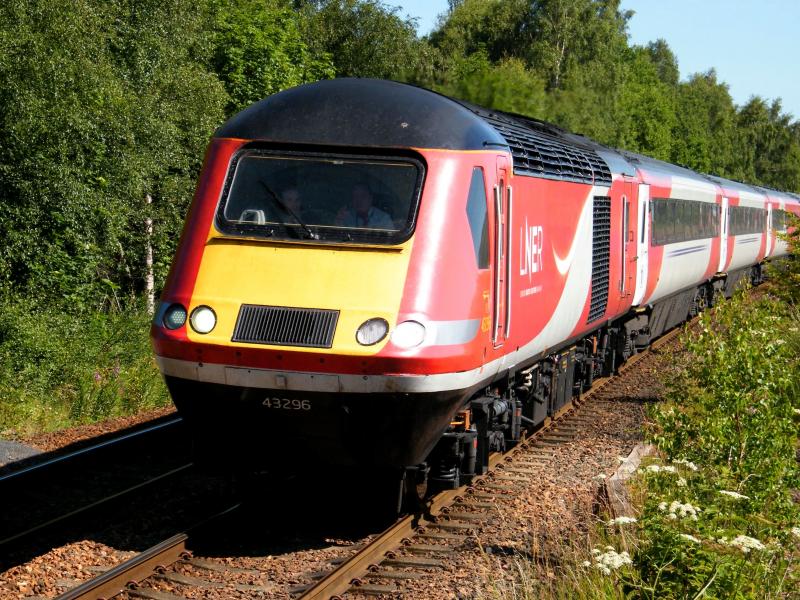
400, 466, 429, 514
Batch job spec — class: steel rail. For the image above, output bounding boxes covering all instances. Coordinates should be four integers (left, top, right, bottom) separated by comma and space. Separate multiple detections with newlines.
56, 504, 241, 600
298, 321, 687, 600
1, 416, 188, 549
0, 463, 193, 546
0, 415, 184, 483
54, 323, 690, 600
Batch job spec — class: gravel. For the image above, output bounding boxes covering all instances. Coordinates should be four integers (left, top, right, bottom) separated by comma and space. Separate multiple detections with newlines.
0, 338, 682, 600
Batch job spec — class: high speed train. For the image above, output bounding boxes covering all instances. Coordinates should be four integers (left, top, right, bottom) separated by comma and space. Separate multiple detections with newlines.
150, 78, 799, 493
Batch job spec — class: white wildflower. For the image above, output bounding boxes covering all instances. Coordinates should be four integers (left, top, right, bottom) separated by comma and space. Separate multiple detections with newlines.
677, 477, 687, 487
673, 458, 699, 471
588, 548, 632, 575
591, 548, 601, 555
607, 516, 638, 526
727, 535, 765, 553
793, 408, 800, 416
679, 534, 701, 544
719, 490, 749, 500
594, 473, 607, 481
643, 464, 676, 474
659, 500, 700, 521
791, 527, 800, 539
582, 560, 592, 567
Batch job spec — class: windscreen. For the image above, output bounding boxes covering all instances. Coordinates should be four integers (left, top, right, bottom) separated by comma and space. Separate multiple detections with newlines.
216, 150, 423, 244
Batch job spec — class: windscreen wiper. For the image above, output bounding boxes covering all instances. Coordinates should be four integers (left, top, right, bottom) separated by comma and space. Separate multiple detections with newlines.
258, 181, 319, 240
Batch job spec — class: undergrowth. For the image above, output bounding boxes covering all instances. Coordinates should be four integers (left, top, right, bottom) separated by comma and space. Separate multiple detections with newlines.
0, 296, 170, 437
487, 289, 800, 599
489, 224, 800, 599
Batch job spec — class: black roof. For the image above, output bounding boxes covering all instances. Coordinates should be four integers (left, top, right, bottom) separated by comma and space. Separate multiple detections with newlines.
215, 78, 506, 151
216, 78, 611, 186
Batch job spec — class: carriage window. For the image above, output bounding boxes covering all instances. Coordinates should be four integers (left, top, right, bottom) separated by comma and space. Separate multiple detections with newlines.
217, 150, 424, 244
651, 198, 719, 246
772, 209, 788, 231
729, 205, 766, 236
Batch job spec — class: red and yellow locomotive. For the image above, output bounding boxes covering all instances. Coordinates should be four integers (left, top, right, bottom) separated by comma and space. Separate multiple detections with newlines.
151, 79, 799, 489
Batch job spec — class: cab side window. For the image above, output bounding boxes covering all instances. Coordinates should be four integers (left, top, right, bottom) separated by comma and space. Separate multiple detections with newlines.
465, 167, 490, 269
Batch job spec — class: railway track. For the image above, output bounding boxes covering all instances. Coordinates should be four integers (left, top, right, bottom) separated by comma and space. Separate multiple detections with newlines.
0, 416, 191, 561
297, 324, 683, 599
55, 323, 683, 600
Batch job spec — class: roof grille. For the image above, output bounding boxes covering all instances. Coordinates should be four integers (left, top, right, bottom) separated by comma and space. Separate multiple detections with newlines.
232, 305, 339, 348
465, 106, 612, 186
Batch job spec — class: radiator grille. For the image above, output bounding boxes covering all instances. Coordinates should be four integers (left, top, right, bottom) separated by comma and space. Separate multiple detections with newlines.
232, 305, 339, 348
588, 196, 611, 323
463, 105, 612, 186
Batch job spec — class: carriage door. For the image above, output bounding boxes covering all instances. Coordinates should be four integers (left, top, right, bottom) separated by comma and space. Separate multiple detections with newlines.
492, 157, 511, 347
718, 196, 729, 271
632, 184, 650, 305
619, 179, 636, 299
765, 203, 773, 256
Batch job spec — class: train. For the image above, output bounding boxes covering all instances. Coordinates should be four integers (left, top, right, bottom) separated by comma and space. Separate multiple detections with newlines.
150, 78, 799, 499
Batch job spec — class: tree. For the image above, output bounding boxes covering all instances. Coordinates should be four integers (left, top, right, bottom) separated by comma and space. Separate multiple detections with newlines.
300, 0, 433, 81
670, 70, 738, 177
737, 97, 800, 191
211, 0, 334, 114
613, 47, 676, 160
0, 0, 228, 307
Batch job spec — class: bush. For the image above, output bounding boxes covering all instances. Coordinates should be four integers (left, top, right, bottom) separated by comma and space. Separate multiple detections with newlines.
629, 292, 800, 598
0, 297, 170, 436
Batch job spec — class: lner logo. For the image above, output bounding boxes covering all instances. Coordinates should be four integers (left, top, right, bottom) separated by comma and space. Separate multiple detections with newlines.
519, 219, 543, 282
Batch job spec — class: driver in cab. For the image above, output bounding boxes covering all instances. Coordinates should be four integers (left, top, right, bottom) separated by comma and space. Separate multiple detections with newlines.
335, 183, 394, 230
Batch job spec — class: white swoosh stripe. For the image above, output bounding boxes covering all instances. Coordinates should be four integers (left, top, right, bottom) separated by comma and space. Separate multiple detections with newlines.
553, 208, 585, 275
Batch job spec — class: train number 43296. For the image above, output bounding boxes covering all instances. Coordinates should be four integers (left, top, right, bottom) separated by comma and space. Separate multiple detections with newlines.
263, 397, 312, 411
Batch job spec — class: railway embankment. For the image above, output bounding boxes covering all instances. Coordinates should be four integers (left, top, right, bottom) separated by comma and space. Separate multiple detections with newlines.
491, 281, 800, 599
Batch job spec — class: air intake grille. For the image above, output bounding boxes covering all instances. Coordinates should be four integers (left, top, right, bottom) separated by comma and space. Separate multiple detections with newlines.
588, 196, 611, 323
465, 106, 612, 186
232, 305, 339, 348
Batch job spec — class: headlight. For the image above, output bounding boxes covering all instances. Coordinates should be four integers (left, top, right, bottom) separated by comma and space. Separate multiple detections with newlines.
163, 304, 187, 330
189, 306, 217, 334
356, 318, 389, 346
391, 320, 426, 349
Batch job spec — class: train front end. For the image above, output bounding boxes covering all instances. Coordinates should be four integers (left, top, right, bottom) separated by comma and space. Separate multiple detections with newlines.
150, 79, 507, 469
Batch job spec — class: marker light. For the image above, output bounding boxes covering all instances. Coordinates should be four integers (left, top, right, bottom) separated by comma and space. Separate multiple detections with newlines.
356, 318, 389, 346
189, 306, 217, 334
163, 304, 187, 330
391, 320, 426, 349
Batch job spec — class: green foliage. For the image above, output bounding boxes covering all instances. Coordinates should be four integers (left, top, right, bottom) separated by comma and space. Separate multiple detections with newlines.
633, 292, 800, 597
670, 70, 739, 176
300, 0, 432, 81
435, 54, 548, 118
427, 0, 800, 192
211, 0, 334, 113
0, 0, 227, 308
737, 97, 800, 191
653, 295, 799, 504
614, 47, 676, 160
0, 298, 170, 435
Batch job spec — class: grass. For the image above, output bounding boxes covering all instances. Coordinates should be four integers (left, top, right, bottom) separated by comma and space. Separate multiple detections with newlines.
0, 296, 170, 437
486, 285, 800, 599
